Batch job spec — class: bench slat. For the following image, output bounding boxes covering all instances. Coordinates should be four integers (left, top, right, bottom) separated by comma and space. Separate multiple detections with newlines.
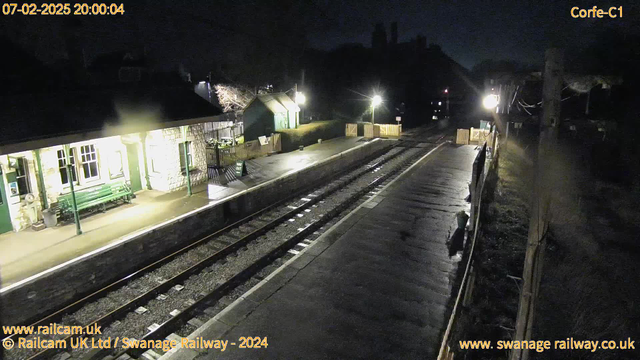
57, 180, 132, 218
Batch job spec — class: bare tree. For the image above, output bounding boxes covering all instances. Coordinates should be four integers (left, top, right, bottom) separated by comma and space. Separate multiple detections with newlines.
214, 84, 273, 113
214, 84, 255, 113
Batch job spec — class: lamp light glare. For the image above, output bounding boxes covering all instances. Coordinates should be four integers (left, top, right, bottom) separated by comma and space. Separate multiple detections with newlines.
295, 92, 306, 105
483, 94, 499, 110
372, 95, 382, 107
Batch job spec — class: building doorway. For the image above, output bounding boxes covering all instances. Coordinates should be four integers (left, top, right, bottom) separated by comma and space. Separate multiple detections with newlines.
0, 171, 13, 234
125, 144, 143, 193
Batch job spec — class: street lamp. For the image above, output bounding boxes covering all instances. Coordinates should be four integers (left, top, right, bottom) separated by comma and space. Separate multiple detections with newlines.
483, 94, 499, 110
371, 95, 382, 124
444, 88, 450, 116
295, 91, 306, 127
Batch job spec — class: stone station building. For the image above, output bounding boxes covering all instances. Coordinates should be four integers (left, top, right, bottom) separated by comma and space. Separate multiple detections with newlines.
0, 87, 221, 234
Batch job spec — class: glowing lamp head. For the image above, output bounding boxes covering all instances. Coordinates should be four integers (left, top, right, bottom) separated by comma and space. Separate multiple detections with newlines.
483, 94, 499, 110
371, 95, 382, 107
295, 92, 306, 105
444, 89, 448, 94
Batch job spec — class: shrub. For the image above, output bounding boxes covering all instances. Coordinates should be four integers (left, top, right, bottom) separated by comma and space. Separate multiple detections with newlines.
278, 120, 344, 152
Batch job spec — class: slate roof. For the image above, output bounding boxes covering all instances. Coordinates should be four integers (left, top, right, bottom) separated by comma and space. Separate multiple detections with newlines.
245, 93, 299, 114
0, 86, 221, 149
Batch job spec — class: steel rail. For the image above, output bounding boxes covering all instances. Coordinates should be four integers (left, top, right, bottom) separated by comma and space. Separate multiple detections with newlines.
122, 141, 436, 359
2, 141, 401, 342
23, 145, 412, 360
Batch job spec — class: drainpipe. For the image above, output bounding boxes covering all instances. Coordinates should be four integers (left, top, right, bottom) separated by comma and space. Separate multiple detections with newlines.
64, 144, 82, 235
34, 149, 48, 209
140, 133, 152, 190
181, 126, 192, 196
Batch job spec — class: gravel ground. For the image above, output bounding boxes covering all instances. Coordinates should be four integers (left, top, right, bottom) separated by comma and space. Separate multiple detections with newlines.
6, 144, 432, 360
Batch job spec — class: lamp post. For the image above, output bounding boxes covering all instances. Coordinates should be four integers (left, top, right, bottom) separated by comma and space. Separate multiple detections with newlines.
293, 82, 306, 128
444, 88, 450, 117
181, 126, 192, 196
64, 144, 82, 235
371, 95, 382, 124
295, 90, 306, 128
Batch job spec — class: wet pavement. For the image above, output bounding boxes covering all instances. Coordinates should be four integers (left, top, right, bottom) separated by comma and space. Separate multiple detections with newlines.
187, 144, 478, 359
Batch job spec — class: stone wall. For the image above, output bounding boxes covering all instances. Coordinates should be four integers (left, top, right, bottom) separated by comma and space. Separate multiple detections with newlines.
1, 136, 136, 232
146, 124, 207, 192
39, 136, 132, 208
1, 125, 209, 233
0, 138, 393, 326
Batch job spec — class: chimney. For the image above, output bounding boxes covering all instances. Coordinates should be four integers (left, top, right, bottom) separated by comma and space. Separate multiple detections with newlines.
371, 23, 387, 50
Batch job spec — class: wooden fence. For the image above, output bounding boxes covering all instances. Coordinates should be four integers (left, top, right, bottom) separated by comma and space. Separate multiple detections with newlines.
345, 123, 358, 137
456, 128, 496, 146
456, 129, 470, 145
438, 128, 500, 360
378, 124, 402, 137
363, 124, 402, 138
364, 124, 379, 138
207, 133, 281, 168
470, 127, 492, 145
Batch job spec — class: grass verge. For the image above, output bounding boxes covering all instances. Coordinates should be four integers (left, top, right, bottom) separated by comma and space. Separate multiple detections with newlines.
451, 139, 534, 359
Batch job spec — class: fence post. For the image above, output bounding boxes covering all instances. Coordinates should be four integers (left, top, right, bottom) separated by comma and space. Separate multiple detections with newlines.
469, 159, 477, 232
511, 48, 563, 360
505, 122, 510, 150
215, 142, 221, 168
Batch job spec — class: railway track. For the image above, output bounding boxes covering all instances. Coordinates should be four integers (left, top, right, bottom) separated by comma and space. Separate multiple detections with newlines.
3, 127, 448, 360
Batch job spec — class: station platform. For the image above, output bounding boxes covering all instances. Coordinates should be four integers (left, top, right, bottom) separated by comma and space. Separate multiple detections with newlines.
168, 143, 478, 360
0, 136, 374, 288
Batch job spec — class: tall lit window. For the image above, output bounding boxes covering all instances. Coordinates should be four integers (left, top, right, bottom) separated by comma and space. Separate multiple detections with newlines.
108, 150, 124, 179
149, 145, 161, 173
15, 157, 31, 195
179, 142, 192, 173
57, 149, 78, 185
80, 144, 99, 179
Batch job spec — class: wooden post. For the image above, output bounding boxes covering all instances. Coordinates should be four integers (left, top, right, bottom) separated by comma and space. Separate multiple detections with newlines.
371, 104, 376, 125
585, 87, 590, 115
469, 163, 477, 232
511, 48, 563, 360
505, 121, 510, 151
215, 142, 221, 168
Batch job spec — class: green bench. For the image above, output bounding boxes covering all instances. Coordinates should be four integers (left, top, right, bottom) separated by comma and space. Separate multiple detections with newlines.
57, 180, 133, 220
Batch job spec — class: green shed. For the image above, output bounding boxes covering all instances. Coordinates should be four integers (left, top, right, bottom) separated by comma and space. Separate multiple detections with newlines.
242, 93, 300, 141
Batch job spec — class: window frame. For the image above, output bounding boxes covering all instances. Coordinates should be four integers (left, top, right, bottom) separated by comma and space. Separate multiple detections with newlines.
108, 150, 124, 180
57, 148, 79, 186
80, 144, 100, 181
14, 157, 31, 196
149, 145, 162, 174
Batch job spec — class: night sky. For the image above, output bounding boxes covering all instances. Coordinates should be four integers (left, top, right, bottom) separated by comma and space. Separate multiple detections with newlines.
2, 0, 639, 75
305, 0, 639, 68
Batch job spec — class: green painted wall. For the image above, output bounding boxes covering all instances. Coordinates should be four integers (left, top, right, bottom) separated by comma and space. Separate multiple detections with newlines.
0, 170, 14, 233
244, 102, 275, 141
